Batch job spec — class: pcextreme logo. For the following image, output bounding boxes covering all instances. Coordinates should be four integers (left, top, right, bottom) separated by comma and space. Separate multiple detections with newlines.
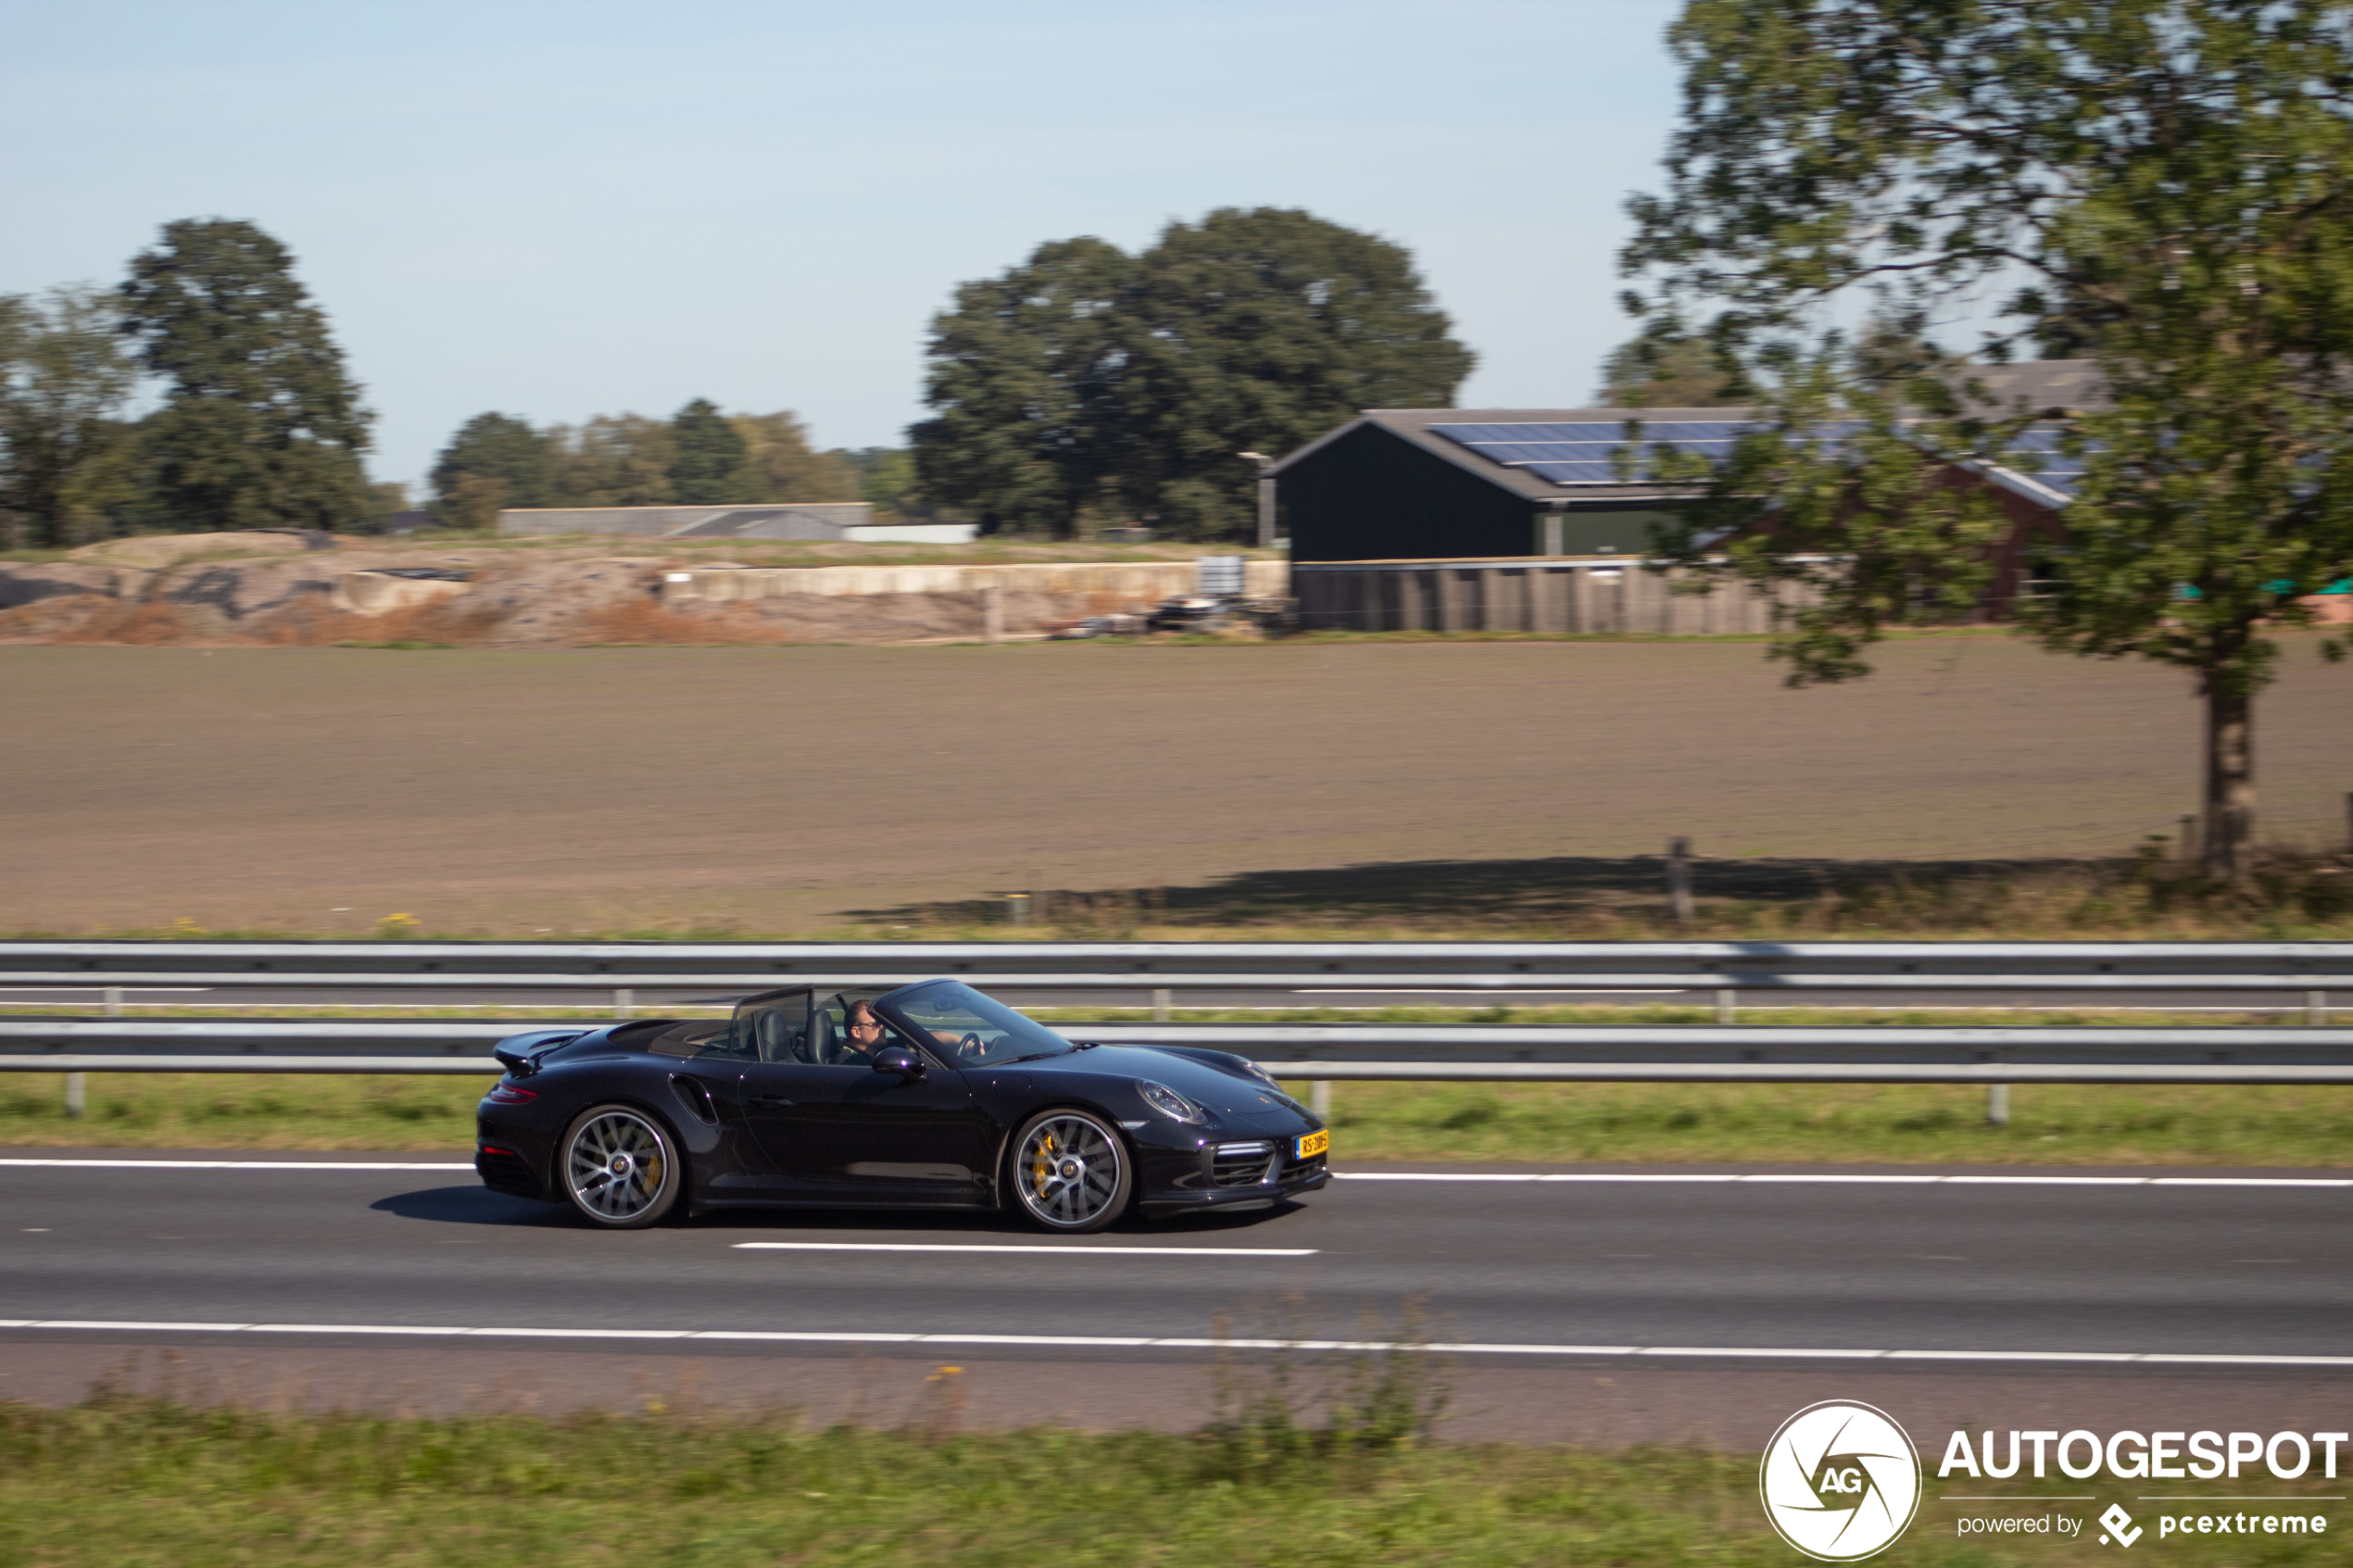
1760, 1400, 1924, 1562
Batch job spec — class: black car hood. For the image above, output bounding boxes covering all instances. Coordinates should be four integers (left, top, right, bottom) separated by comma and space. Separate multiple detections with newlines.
1025, 1043, 1302, 1121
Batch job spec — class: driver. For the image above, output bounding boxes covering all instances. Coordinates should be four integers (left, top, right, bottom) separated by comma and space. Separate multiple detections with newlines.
838, 999, 892, 1066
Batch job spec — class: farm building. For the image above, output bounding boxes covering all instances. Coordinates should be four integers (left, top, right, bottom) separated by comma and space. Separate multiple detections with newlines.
1270, 361, 2102, 633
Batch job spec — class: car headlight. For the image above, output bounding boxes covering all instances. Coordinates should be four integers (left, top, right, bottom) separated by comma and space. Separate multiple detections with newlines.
1240, 1060, 1281, 1089
1137, 1080, 1207, 1123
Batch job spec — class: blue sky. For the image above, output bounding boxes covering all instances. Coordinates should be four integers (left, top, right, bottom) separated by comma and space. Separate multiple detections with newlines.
0, 0, 1686, 491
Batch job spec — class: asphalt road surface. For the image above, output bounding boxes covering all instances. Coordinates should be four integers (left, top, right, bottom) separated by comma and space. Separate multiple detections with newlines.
5, 1155, 2348, 1442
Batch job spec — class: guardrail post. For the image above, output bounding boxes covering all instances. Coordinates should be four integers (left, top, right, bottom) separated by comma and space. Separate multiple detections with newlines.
614, 988, 634, 1020
1986, 1084, 2011, 1126
73, 985, 121, 1118
1311, 1080, 1331, 1122
2309, 989, 2329, 1025
1667, 837, 1695, 928
984, 583, 1004, 644
1715, 987, 1736, 1024
1151, 988, 1171, 1022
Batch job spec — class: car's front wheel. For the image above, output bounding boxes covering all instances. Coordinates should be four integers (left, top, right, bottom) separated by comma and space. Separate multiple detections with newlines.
1009, 1109, 1132, 1233
560, 1104, 684, 1228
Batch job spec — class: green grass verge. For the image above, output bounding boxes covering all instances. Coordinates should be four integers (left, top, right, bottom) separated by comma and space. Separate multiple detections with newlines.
1, 1399, 2335, 1568
1291, 1081, 2353, 1168
2, 1072, 2346, 1164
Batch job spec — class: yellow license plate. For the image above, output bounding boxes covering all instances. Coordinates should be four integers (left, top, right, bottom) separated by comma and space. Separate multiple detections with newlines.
1296, 1129, 1330, 1160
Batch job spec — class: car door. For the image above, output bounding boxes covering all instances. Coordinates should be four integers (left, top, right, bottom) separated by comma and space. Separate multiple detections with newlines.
737, 993, 993, 1201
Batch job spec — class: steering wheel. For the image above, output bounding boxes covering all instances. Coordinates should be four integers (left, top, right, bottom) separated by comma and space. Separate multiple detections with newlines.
956, 1032, 987, 1061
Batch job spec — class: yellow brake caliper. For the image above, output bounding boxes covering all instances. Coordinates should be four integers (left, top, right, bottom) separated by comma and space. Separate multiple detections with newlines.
1031, 1131, 1056, 1193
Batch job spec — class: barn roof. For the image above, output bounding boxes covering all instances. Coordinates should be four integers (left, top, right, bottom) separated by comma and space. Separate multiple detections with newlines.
1270, 360, 2105, 511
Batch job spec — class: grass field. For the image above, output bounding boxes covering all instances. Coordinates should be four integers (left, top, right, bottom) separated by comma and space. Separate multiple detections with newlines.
6, 1071, 2344, 1167
6, 638, 2351, 938
0, 1398, 2336, 1568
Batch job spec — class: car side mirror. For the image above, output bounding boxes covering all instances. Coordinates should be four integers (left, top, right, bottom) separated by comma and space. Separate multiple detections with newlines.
872, 1045, 925, 1079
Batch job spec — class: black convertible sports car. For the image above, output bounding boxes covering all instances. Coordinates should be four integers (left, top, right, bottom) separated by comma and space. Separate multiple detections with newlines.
474, 979, 1330, 1232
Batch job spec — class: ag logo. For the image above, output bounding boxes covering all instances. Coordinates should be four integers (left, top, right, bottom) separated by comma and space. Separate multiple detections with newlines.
1759, 1400, 1922, 1561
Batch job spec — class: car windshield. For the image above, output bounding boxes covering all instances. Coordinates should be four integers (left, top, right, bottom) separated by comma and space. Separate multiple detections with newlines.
886, 981, 1076, 1065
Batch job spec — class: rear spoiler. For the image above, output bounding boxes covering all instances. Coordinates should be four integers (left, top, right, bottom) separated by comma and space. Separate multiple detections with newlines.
491, 1029, 587, 1077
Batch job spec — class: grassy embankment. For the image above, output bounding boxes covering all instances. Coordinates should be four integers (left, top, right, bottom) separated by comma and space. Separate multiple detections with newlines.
0, 1397, 2337, 1568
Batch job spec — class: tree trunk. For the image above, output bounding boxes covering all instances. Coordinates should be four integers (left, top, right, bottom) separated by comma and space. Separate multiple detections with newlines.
2202, 681, 2257, 886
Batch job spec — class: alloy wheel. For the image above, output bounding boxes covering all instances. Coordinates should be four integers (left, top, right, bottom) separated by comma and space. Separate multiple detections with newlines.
1013, 1110, 1128, 1231
564, 1107, 676, 1225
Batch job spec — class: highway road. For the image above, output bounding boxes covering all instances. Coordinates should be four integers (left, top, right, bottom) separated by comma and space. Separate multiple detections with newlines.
4, 1155, 2347, 1357
5, 1154, 2347, 1441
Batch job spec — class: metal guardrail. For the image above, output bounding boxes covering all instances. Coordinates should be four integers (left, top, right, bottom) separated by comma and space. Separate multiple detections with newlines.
1, 969, 2349, 991
8, 942, 2353, 1033
7, 939, 2353, 977
5, 1020, 2353, 1083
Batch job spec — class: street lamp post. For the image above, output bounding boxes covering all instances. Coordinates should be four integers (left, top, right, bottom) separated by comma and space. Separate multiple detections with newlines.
1237, 451, 1276, 549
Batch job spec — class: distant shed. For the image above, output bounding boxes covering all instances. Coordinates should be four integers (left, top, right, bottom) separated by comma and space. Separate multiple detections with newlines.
1267, 362, 2111, 632
1274, 360, 2107, 564
1272, 406, 1705, 564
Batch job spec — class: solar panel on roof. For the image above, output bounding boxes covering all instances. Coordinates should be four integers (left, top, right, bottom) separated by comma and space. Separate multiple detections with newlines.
1428, 418, 2084, 496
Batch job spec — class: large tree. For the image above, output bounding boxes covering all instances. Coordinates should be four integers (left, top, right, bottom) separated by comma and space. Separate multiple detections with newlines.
1117, 207, 1476, 536
430, 412, 554, 528
117, 219, 373, 533
1622, 0, 2353, 885
667, 397, 749, 504
0, 285, 141, 547
912, 210, 1474, 539
910, 237, 1131, 538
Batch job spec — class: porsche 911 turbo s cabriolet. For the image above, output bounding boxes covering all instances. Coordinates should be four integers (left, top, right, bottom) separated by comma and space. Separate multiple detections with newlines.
474, 979, 1330, 1232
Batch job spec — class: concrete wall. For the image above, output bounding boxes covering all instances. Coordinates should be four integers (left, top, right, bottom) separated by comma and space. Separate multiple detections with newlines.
660, 558, 1287, 604
499, 504, 872, 539
1291, 558, 1820, 634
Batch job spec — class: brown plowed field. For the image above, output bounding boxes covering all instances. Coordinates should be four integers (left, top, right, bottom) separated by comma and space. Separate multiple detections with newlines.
3, 636, 2347, 935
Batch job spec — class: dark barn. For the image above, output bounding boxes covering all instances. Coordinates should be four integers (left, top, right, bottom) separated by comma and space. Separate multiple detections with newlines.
1273, 406, 1697, 565
1269, 366, 2106, 633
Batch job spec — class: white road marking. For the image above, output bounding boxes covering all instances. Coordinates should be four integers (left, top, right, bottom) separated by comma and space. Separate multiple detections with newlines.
1336, 1172, 2353, 1188
0, 1319, 2347, 1366
0, 1159, 474, 1171
732, 1242, 1315, 1257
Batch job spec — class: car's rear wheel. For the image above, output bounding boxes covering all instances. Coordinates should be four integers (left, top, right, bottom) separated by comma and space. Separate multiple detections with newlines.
560, 1104, 683, 1228
1009, 1109, 1131, 1233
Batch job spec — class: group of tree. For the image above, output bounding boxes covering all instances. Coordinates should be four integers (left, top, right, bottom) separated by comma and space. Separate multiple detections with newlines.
0, 220, 374, 548
911, 207, 1474, 539
1620, 0, 2353, 885
426, 404, 880, 529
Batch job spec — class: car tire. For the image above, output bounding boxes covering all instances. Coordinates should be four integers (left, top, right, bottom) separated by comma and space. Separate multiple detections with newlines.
1008, 1108, 1132, 1234
559, 1103, 685, 1229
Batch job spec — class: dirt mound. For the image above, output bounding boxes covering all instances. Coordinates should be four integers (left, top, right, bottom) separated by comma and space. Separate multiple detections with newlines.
67, 530, 335, 569
0, 536, 1209, 647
